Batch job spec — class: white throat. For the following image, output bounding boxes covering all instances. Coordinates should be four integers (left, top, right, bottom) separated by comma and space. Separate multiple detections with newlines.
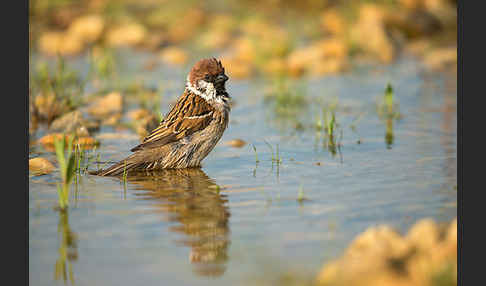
185, 76, 218, 102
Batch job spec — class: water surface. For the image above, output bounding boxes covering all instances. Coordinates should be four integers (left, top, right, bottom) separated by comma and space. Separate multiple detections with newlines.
29, 50, 457, 286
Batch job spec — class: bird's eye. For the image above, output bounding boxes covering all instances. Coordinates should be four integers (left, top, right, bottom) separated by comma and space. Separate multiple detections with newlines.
204, 74, 210, 81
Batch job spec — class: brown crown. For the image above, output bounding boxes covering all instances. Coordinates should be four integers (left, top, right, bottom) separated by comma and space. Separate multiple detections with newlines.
188, 58, 225, 86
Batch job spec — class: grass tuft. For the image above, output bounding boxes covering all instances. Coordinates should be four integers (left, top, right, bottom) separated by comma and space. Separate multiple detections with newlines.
54, 135, 76, 211
252, 144, 260, 163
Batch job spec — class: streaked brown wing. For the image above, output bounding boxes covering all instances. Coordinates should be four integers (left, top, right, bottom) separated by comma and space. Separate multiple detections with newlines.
130, 91, 214, 152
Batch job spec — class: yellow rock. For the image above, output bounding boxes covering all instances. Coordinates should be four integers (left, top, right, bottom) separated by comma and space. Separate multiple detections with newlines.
159, 47, 188, 65
317, 38, 348, 60
134, 114, 160, 138
310, 58, 347, 76
424, 47, 457, 70
127, 109, 152, 121
38, 32, 64, 55
255, 27, 290, 58
241, 18, 278, 39
67, 14, 104, 43
316, 218, 457, 286
198, 30, 231, 50
38, 31, 84, 56
400, 0, 452, 13
49, 110, 98, 136
231, 37, 256, 63
87, 92, 123, 118
37, 133, 100, 151
208, 14, 236, 33
262, 58, 288, 76
37, 133, 70, 146
287, 43, 326, 77
321, 9, 346, 36
225, 139, 246, 148
33, 93, 70, 123
34, 93, 57, 117
220, 57, 253, 79
143, 33, 167, 51
167, 24, 196, 44
74, 137, 100, 148
399, 0, 424, 10
29, 158, 55, 175
405, 39, 431, 56
406, 218, 440, 250
95, 133, 139, 140
106, 23, 147, 47
446, 218, 457, 245
347, 225, 410, 259
350, 4, 394, 63
64, 33, 85, 55
102, 113, 122, 126
167, 9, 204, 43
127, 108, 160, 137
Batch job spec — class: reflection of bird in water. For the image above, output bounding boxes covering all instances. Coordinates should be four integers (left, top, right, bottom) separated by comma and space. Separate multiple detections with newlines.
124, 168, 231, 277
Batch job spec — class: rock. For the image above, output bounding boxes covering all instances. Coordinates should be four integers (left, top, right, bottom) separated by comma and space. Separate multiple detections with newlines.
320, 9, 346, 36
135, 114, 160, 138
37, 133, 100, 151
87, 92, 123, 118
446, 218, 457, 245
143, 33, 167, 51
209, 14, 236, 33
159, 47, 188, 65
220, 57, 253, 79
106, 23, 147, 47
385, 10, 442, 39
262, 58, 288, 77
286, 38, 348, 77
95, 133, 140, 140
102, 113, 122, 126
405, 39, 431, 56
316, 217, 457, 286
166, 9, 205, 43
310, 58, 347, 76
74, 137, 100, 149
38, 31, 84, 56
399, 0, 424, 10
127, 109, 153, 121
29, 158, 55, 175
225, 139, 246, 148
424, 47, 457, 70
33, 93, 70, 124
406, 218, 439, 250
67, 14, 105, 44
231, 37, 256, 63
286, 46, 318, 77
49, 110, 99, 136
350, 4, 395, 63
256, 27, 290, 58
319, 38, 348, 59
128, 109, 160, 137
37, 133, 69, 146
198, 30, 232, 50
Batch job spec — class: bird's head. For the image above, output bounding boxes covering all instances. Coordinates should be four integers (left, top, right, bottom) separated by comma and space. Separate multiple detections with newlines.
186, 58, 229, 102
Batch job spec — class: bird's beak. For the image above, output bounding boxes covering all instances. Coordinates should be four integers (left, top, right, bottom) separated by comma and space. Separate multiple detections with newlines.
216, 74, 229, 84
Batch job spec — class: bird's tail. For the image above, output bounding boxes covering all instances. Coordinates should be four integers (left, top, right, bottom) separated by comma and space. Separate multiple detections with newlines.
89, 158, 143, 177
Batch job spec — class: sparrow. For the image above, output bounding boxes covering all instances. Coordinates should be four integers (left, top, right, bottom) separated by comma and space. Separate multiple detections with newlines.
91, 58, 230, 176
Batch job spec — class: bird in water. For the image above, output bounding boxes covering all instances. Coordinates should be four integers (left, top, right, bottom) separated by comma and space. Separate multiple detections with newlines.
90, 58, 230, 176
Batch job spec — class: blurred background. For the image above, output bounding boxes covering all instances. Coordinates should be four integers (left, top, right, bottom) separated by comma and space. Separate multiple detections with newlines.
29, 0, 457, 78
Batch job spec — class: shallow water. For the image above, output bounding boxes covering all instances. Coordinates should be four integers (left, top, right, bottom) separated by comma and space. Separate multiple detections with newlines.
29, 49, 456, 285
